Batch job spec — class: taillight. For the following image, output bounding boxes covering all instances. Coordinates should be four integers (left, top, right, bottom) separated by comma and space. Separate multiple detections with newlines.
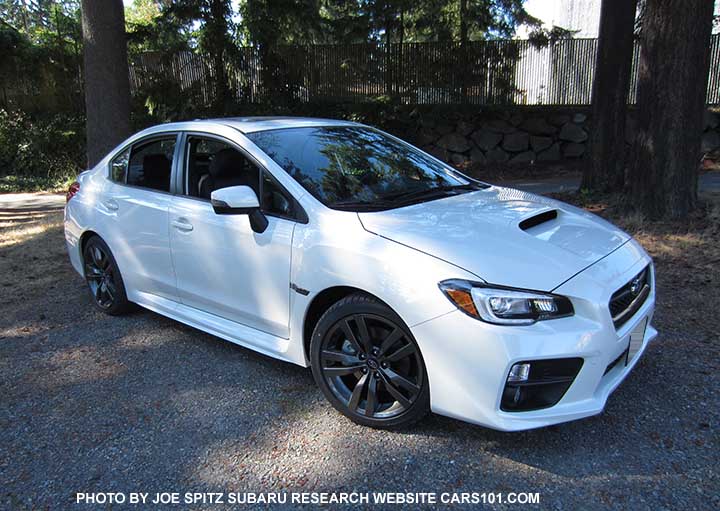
66, 181, 80, 202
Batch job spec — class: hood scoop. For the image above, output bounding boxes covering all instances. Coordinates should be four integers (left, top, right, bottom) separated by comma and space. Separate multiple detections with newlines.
519, 209, 558, 231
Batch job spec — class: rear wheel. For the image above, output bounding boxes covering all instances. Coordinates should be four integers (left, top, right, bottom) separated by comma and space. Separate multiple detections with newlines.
82, 236, 132, 315
310, 294, 429, 428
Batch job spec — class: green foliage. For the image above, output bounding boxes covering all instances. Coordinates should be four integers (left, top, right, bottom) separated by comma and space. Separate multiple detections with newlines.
0, 2, 83, 113
125, 0, 191, 53
0, 109, 84, 192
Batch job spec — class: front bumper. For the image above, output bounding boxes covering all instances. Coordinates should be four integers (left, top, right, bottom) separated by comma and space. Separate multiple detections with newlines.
411, 239, 657, 431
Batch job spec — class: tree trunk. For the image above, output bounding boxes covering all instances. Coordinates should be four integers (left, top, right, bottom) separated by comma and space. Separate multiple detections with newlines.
81, 0, 131, 168
582, 0, 638, 193
208, 0, 230, 112
627, 0, 714, 219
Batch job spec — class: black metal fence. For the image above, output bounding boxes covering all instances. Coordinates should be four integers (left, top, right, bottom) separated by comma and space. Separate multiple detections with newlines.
129, 34, 720, 107
4, 35, 719, 112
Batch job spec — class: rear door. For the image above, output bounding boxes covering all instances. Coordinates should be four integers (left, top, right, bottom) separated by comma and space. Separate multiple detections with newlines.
168, 133, 298, 339
102, 134, 180, 301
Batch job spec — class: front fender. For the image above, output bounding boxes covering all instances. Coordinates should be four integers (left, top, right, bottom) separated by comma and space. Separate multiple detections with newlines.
285, 210, 477, 365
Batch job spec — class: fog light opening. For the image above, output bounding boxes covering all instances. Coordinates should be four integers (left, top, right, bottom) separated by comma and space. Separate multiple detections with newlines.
507, 363, 531, 383
500, 358, 584, 412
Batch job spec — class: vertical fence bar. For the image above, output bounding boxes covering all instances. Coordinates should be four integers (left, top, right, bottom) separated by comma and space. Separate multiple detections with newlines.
113, 34, 719, 108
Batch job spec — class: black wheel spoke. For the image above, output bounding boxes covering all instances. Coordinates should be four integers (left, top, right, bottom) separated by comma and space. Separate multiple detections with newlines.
383, 343, 416, 363
321, 349, 360, 366
380, 372, 413, 409
383, 367, 420, 395
378, 327, 404, 356
348, 373, 368, 411
354, 315, 373, 353
105, 280, 116, 300
91, 247, 103, 267
94, 282, 102, 302
340, 320, 364, 355
323, 365, 364, 377
365, 375, 378, 417
85, 265, 102, 280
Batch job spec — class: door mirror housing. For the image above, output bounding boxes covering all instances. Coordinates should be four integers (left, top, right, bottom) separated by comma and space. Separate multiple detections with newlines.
210, 185, 268, 233
210, 185, 260, 211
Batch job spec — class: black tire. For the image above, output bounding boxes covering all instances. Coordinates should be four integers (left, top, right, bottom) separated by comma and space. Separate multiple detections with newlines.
82, 235, 132, 316
310, 293, 430, 428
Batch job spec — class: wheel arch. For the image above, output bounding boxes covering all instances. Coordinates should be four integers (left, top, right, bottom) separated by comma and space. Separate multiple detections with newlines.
302, 286, 392, 362
79, 229, 100, 258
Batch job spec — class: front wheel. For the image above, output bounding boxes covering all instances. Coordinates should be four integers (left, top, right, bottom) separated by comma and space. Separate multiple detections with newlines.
310, 294, 430, 428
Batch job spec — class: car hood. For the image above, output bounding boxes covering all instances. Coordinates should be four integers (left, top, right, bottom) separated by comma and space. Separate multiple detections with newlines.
358, 186, 630, 291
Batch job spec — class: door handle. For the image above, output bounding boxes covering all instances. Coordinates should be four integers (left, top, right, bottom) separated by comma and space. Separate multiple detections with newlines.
172, 219, 194, 232
103, 199, 119, 211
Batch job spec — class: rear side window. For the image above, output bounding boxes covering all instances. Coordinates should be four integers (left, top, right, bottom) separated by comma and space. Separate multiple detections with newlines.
110, 148, 130, 182
127, 137, 176, 192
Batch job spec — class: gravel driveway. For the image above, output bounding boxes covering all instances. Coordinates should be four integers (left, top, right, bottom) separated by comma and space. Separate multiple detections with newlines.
1, 201, 718, 510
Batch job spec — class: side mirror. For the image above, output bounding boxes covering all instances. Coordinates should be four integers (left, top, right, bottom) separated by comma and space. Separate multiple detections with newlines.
210, 185, 268, 233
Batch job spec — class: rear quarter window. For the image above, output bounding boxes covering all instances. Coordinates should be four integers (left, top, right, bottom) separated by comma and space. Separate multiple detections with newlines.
110, 147, 130, 183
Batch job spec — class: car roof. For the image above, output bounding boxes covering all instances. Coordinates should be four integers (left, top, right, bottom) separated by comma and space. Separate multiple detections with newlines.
201, 116, 360, 133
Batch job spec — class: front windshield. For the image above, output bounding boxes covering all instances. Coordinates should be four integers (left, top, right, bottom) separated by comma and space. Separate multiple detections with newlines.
247, 126, 478, 210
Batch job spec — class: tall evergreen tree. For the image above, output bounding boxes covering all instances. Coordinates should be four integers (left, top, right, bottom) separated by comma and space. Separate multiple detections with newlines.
582, 0, 638, 193
627, 0, 715, 219
81, 0, 131, 167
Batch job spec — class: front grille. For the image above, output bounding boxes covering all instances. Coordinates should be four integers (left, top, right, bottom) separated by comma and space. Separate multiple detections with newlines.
609, 266, 650, 329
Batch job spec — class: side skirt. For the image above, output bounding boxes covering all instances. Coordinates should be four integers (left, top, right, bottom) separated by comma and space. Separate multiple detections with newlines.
130, 290, 304, 366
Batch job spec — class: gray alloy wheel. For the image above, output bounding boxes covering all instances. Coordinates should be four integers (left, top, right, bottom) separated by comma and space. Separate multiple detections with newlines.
310, 293, 430, 428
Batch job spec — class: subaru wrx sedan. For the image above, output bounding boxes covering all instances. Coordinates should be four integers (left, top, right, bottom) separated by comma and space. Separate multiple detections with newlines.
64, 117, 656, 430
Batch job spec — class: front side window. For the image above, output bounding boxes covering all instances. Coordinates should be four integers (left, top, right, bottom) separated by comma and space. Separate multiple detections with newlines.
184, 135, 295, 218
185, 136, 259, 200
247, 126, 478, 210
126, 137, 176, 192
261, 171, 293, 217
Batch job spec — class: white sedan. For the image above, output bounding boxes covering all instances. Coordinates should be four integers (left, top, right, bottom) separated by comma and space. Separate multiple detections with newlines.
64, 117, 657, 431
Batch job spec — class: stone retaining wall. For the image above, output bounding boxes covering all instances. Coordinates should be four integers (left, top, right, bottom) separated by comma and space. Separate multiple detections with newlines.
396, 107, 720, 169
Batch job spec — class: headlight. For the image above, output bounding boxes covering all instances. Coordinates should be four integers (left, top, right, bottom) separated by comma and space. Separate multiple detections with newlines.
438, 279, 574, 325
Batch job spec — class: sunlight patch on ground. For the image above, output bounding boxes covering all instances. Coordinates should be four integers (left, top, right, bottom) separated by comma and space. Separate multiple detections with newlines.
0, 212, 63, 248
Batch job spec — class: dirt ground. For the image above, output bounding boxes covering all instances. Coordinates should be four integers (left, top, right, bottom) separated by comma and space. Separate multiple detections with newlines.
0, 191, 718, 510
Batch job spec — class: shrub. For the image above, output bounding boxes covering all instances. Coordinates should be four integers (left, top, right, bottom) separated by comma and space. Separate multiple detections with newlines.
0, 110, 85, 192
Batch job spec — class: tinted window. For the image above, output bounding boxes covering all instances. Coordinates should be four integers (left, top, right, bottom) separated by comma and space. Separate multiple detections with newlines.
127, 137, 175, 192
261, 171, 293, 217
185, 136, 259, 200
247, 127, 468, 208
110, 147, 130, 183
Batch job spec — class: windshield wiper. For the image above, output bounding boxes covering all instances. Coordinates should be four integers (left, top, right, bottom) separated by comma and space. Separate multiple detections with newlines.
330, 183, 483, 211
331, 198, 397, 211
381, 183, 480, 204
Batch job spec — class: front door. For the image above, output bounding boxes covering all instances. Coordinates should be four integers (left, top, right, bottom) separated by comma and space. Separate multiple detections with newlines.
169, 134, 295, 339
